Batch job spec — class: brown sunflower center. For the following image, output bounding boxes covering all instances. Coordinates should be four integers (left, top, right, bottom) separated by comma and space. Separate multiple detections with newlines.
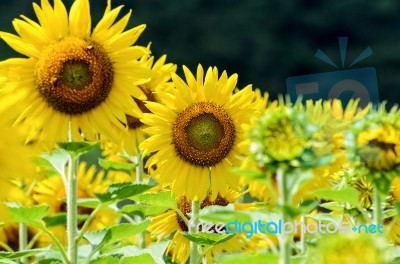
126, 84, 155, 129
176, 195, 230, 231
172, 102, 235, 167
34, 37, 113, 115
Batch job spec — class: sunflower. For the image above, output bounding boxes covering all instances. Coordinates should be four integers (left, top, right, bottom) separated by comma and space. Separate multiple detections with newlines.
0, 121, 36, 200
122, 55, 177, 156
357, 124, 400, 171
148, 191, 248, 264
0, 0, 151, 147
351, 176, 374, 208
140, 65, 261, 201
351, 104, 400, 181
32, 162, 119, 245
306, 234, 390, 264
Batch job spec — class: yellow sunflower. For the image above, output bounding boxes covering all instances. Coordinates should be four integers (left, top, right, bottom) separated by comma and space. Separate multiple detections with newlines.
0, 0, 151, 147
122, 55, 177, 156
148, 191, 247, 264
357, 124, 400, 171
307, 234, 390, 264
32, 162, 119, 245
140, 65, 261, 201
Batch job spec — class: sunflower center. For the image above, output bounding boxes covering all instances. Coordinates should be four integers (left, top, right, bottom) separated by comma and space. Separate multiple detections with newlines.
126, 84, 155, 129
172, 102, 235, 167
61, 61, 92, 90
35, 37, 113, 115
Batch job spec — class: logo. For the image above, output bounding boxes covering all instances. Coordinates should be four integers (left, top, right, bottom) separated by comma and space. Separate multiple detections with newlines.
286, 37, 379, 108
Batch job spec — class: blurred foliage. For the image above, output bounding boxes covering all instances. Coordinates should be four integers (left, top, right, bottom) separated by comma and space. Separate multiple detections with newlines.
1, 0, 400, 105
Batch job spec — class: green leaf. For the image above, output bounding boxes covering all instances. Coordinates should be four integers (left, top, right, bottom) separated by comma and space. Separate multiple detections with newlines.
89, 256, 120, 264
314, 187, 359, 206
36, 259, 63, 264
0, 249, 45, 260
77, 198, 100, 209
104, 242, 168, 264
43, 213, 66, 227
120, 204, 166, 216
220, 253, 279, 264
319, 202, 345, 212
100, 220, 151, 246
232, 167, 265, 179
58, 142, 99, 157
121, 254, 156, 264
95, 182, 154, 204
200, 205, 251, 224
86, 219, 151, 256
219, 253, 305, 264
31, 156, 59, 177
131, 191, 177, 210
41, 149, 70, 176
395, 201, 400, 216
305, 213, 342, 223
98, 158, 137, 173
181, 232, 234, 246
6, 203, 49, 228
84, 229, 108, 246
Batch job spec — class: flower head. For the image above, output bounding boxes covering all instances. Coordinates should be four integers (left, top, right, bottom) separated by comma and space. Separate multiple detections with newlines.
0, 0, 151, 147
140, 65, 261, 201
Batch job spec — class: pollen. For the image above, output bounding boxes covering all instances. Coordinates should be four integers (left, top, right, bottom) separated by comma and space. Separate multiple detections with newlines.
172, 102, 236, 167
34, 37, 113, 115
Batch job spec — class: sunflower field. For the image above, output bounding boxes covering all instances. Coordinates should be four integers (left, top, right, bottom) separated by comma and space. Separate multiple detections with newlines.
0, 0, 400, 264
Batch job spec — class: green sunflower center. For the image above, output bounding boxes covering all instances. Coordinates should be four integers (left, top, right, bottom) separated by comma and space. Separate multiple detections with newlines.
186, 113, 224, 151
172, 102, 236, 167
61, 61, 92, 90
34, 37, 113, 115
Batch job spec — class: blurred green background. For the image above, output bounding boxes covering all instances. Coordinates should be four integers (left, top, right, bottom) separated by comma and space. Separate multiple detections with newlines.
1, 0, 399, 106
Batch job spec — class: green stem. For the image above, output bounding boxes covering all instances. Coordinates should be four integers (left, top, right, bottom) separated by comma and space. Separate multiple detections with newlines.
0, 241, 14, 252
135, 150, 146, 248
299, 214, 306, 254
277, 168, 290, 264
19, 223, 28, 264
374, 185, 383, 226
43, 228, 70, 264
189, 200, 200, 264
76, 205, 101, 244
67, 155, 79, 264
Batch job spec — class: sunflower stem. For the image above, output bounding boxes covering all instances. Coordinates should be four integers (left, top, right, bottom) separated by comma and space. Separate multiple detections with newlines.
67, 154, 79, 264
135, 149, 146, 248
189, 200, 200, 264
19, 223, 28, 264
277, 167, 291, 264
373, 184, 383, 226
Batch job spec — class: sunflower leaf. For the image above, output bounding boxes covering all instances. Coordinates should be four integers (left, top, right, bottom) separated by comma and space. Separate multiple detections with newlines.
87, 219, 151, 255
131, 191, 177, 210
95, 182, 154, 203
0, 248, 45, 260
121, 254, 156, 264
313, 187, 359, 206
181, 232, 235, 246
43, 213, 67, 227
58, 142, 100, 158
89, 256, 120, 264
6, 203, 49, 228
40, 149, 70, 177
98, 158, 137, 173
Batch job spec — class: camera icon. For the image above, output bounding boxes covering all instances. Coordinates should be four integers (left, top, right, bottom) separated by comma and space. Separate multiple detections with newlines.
286, 37, 379, 108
